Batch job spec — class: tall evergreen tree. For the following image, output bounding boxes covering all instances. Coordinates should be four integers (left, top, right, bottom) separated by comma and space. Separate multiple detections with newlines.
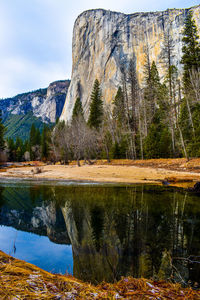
144, 112, 171, 158
41, 124, 49, 160
15, 137, 24, 161
72, 97, 84, 121
179, 11, 200, 156
30, 124, 37, 147
0, 110, 5, 151
29, 123, 36, 160
143, 62, 171, 157
35, 128, 41, 145
144, 61, 168, 129
7, 138, 15, 161
88, 79, 103, 129
112, 87, 126, 125
29, 124, 41, 160
181, 11, 200, 91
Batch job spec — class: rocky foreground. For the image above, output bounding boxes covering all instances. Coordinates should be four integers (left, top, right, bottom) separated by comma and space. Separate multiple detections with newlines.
0, 251, 200, 299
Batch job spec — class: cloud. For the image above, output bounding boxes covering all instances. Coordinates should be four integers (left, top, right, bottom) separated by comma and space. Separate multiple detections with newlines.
0, 56, 68, 98
0, 0, 70, 97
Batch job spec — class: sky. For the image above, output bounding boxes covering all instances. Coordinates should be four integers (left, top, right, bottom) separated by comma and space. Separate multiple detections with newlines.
0, 0, 199, 98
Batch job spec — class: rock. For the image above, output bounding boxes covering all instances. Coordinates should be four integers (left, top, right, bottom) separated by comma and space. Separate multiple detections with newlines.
162, 180, 170, 186
188, 181, 200, 192
0, 80, 70, 123
60, 5, 200, 122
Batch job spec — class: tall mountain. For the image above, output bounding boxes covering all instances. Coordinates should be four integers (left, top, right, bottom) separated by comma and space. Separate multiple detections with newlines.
60, 5, 200, 122
1, 80, 70, 139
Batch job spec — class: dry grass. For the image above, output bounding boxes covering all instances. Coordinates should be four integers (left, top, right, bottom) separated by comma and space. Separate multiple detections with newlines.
3, 158, 200, 172
0, 251, 200, 299
98, 158, 200, 171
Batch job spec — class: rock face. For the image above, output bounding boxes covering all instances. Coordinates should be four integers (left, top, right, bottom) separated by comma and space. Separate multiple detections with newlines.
1, 80, 70, 123
60, 5, 200, 122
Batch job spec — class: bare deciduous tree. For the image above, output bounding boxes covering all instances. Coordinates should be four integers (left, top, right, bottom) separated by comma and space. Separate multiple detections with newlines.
189, 67, 200, 103
70, 117, 98, 166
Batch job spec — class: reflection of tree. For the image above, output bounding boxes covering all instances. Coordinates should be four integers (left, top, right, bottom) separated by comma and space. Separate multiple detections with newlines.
0, 186, 5, 225
179, 193, 200, 286
29, 185, 42, 204
0, 186, 5, 208
115, 212, 128, 244
90, 206, 104, 252
72, 205, 84, 244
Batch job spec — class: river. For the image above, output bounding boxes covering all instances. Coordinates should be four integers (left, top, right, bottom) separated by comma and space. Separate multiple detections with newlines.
0, 180, 199, 287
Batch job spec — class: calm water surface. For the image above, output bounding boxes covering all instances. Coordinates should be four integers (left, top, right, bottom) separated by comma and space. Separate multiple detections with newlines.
0, 180, 200, 286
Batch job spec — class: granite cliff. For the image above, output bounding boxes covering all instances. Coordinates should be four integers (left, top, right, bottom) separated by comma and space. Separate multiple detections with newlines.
1, 80, 70, 124
60, 5, 200, 121
1, 80, 70, 139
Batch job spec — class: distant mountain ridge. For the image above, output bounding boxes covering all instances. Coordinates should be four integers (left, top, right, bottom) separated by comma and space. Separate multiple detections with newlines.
0, 80, 70, 140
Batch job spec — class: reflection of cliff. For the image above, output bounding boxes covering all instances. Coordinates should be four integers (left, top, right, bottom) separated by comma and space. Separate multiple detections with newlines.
1, 183, 200, 286
54, 186, 200, 285
0, 185, 70, 245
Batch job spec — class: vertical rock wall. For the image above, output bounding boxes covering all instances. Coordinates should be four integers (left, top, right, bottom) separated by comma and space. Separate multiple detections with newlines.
60, 5, 200, 122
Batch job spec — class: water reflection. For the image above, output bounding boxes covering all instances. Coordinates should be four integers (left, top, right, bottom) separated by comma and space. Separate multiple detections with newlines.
0, 183, 200, 286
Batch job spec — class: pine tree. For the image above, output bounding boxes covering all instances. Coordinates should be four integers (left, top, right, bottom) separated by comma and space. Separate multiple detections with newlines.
88, 79, 103, 129
112, 87, 126, 125
16, 146, 22, 162
150, 61, 162, 97
41, 125, 49, 160
29, 124, 42, 160
29, 124, 36, 160
0, 110, 5, 151
7, 138, 15, 161
144, 61, 168, 129
143, 62, 171, 158
187, 103, 200, 157
30, 124, 37, 147
179, 11, 200, 156
72, 97, 84, 121
144, 112, 171, 158
15, 137, 23, 161
181, 11, 200, 91
35, 128, 41, 145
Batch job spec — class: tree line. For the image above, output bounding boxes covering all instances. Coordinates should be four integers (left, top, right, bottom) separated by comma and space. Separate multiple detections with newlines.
0, 11, 200, 164
0, 122, 51, 162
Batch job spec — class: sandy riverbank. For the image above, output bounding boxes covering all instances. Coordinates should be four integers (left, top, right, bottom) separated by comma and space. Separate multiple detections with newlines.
1, 158, 200, 187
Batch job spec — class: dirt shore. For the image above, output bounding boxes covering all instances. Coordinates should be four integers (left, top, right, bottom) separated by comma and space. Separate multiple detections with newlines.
1, 158, 200, 187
